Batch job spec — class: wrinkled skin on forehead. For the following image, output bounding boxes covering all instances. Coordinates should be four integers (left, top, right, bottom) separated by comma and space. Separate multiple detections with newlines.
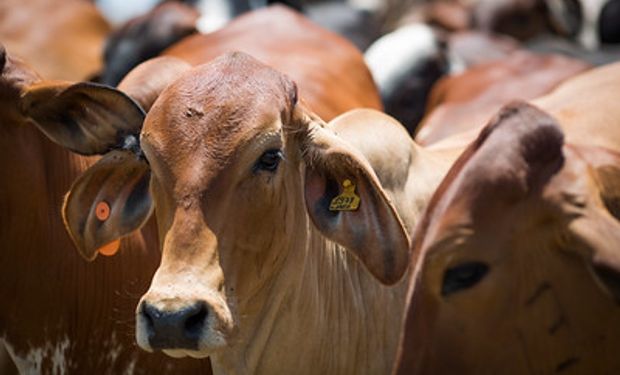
143, 52, 296, 194
395, 102, 620, 374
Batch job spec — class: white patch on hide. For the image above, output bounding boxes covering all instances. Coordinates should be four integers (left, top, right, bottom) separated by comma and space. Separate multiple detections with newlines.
3, 337, 72, 375
365, 23, 439, 96
195, 0, 233, 34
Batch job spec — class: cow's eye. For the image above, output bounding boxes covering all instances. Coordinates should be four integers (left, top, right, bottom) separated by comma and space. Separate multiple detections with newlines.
441, 261, 489, 297
254, 149, 283, 172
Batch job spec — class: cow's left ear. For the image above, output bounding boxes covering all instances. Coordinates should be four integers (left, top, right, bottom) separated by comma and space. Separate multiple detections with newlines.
63, 150, 153, 261
21, 81, 145, 155
300, 117, 410, 285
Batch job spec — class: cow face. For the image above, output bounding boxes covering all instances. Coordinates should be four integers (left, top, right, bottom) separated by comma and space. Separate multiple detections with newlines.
21, 52, 410, 358
396, 102, 620, 374
135, 52, 302, 356
131, 52, 409, 357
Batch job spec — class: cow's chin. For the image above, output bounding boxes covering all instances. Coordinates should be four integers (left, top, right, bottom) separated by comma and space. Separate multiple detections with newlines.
163, 349, 211, 359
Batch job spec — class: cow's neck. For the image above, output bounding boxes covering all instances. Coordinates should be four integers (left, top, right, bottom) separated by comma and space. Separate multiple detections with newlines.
210, 144, 455, 375
212, 221, 408, 375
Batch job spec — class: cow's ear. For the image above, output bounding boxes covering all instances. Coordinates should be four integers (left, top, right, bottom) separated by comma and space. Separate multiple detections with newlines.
300, 117, 410, 285
21, 81, 145, 155
63, 150, 152, 261
117, 56, 191, 112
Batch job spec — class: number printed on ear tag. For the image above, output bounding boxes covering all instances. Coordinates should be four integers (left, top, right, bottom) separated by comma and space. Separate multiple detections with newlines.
329, 179, 360, 211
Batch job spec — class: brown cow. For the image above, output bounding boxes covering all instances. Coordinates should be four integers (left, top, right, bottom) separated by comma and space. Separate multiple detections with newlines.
415, 50, 589, 147
2, 6, 387, 373
26, 53, 416, 375
18, 46, 471, 375
0, 0, 110, 81
0, 47, 213, 373
395, 62, 620, 374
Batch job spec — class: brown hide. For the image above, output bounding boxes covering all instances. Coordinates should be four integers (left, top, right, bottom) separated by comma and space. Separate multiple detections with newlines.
395, 64, 620, 372
163, 5, 382, 121
415, 50, 589, 147
0, 0, 110, 81
0, 50, 211, 373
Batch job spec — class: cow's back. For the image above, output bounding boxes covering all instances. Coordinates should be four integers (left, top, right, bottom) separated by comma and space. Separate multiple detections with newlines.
164, 5, 381, 120
416, 51, 589, 146
534, 61, 620, 152
0, 0, 109, 81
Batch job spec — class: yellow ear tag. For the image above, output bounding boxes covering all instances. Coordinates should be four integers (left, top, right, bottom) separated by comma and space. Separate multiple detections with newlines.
329, 179, 360, 211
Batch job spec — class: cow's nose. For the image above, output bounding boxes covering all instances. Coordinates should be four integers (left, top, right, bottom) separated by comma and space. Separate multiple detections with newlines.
140, 301, 208, 350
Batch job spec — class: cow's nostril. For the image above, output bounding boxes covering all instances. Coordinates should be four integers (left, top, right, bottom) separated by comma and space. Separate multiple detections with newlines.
140, 302, 157, 337
184, 303, 208, 339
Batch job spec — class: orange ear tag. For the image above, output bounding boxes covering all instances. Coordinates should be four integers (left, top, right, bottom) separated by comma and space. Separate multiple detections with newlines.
329, 179, 360, 211
95, 201, 111, 221
94, 201, 120, 256
97, 239, 121, 256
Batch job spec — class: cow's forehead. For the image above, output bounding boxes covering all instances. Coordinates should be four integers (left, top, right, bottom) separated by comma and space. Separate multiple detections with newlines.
141, 52, 295, 182
143, 52, 295, 152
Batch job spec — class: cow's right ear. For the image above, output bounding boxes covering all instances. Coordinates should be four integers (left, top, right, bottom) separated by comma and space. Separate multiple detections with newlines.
21, 81, 145, 155
297, 110, 411, 285
63, 150, 153, 261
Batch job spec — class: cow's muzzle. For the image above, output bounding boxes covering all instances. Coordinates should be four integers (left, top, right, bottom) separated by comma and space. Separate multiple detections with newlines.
138, 300, 209, 351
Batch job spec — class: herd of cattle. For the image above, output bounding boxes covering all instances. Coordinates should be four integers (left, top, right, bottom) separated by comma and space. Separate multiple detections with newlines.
2, 0, 620, 374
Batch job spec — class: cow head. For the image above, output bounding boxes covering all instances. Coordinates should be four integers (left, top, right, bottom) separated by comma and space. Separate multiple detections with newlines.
395, 101, 620, 374
23, 52, 410, 358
